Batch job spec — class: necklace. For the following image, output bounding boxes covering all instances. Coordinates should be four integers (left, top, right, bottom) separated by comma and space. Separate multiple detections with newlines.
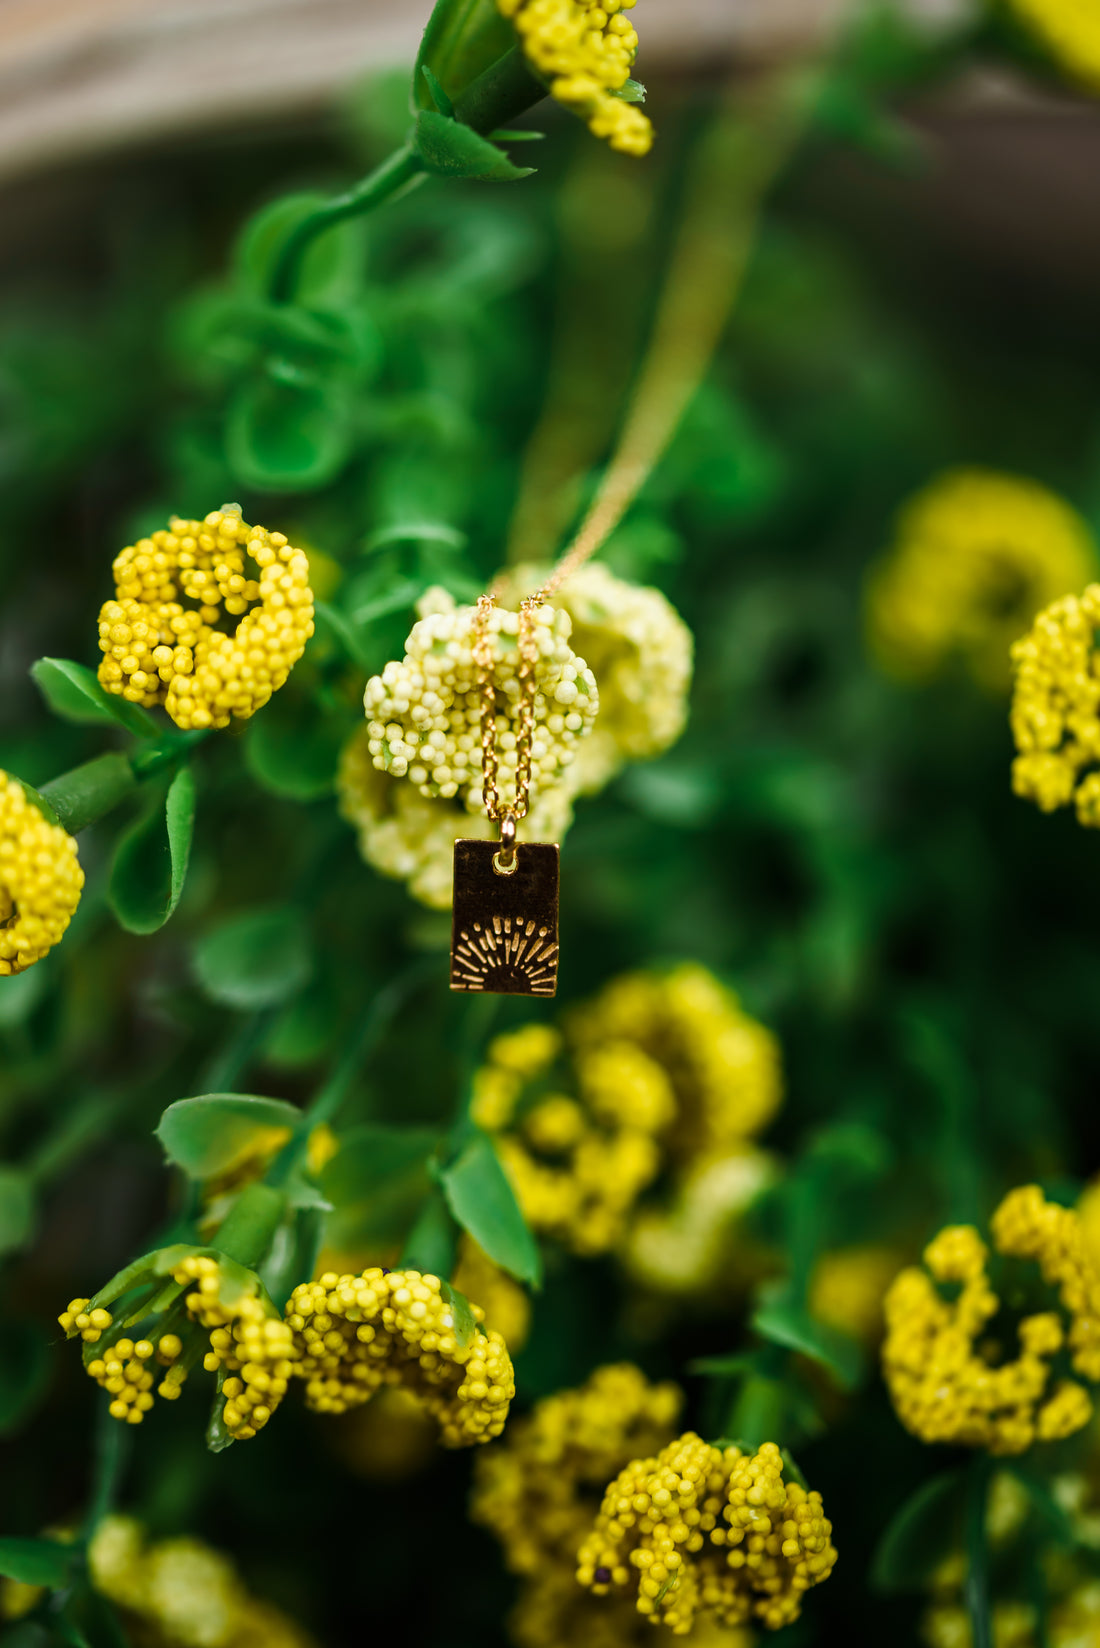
450, 80, 804, 998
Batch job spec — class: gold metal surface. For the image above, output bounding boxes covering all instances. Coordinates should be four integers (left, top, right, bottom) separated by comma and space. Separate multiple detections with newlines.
450, 839, 560, 997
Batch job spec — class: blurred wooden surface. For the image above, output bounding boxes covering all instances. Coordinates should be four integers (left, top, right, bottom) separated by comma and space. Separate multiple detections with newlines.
0, 0, 967, 184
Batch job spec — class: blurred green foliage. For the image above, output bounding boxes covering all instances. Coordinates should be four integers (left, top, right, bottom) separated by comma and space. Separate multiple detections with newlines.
5, 4, 1100, 1644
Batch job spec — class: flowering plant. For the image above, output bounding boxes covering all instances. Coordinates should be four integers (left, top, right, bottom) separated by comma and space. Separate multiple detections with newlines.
6, 2, 1100, 1646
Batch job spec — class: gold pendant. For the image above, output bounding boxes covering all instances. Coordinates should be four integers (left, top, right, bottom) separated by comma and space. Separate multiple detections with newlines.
450, 835, 560, 997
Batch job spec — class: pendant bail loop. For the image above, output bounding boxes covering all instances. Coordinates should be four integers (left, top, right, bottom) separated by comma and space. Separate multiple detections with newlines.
494, 809, 517, 876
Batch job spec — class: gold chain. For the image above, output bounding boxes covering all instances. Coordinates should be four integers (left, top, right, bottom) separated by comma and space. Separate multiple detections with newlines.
474, 72, 808, 836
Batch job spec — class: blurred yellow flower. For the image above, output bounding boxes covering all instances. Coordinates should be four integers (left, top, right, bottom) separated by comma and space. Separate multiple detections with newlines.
1007, 0, 1100, 91
471, 1363, 682, 1575
866, 469, 1095, 692
1010, 583, 1100, 825
473, 965, 780, 1257
88, 1516, 316, 1648
498, 562, 693, 793
809, 1244, 904, 1346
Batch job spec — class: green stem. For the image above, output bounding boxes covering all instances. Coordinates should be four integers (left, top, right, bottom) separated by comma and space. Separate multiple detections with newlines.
197, 1008, 278, 1095
267, 47, 547, 306
964, 1453, 993, 1648
269, 146, 425, 304
40, 754, 137, 835
82, 1398, 130, 1541
265, 956, 436, 1189
34, 730, 205, 837
451, 46, 547, 133
27, 1093, 120, 1188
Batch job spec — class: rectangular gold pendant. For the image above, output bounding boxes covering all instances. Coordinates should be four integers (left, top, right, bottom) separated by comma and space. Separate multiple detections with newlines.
450, 839, 560, 997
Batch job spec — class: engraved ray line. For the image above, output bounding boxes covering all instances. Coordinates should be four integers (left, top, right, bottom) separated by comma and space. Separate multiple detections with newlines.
451, 914, 558, 991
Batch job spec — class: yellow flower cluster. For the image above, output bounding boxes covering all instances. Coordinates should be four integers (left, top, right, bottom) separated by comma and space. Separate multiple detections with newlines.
96, 506, 314, 730
284, 1266, 514, 1444
866, 469, 1095, 693
337, 726, 575, 910
471, 1362, 683, 1576
1009, 583, 1100, 824
88, 1516, 316, 1648
497, 0, 653, 155
498, 563, 693, 794
577, 1435, 837, 1634
174, 1254, 297, 1440
472, 965, 780, 1257
60, 1256, 295, 1437
0, 772, 83, 975
1007, 0, 1100, 92
363, 588, 597, 811
882, 1189, 1100, 1454
58, 1298, 181, 1425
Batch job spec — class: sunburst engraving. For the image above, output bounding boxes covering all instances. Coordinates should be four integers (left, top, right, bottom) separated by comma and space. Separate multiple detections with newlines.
452, 915, 559, 995
451, 837, 560, 997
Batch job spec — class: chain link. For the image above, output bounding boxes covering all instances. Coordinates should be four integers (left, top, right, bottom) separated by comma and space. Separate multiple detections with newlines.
475, 592, 540, 825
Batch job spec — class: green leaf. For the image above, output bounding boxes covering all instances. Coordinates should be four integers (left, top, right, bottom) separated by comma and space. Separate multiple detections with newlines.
107, 766, 195, 935
155, 1094, 304, 1179
413, 110, 535, 182
205, 1372, 236, 1455
750, 1293, 863, 1391
31, 658, 158, 737
234, 193, 365, 308
439, 1131, 542, 1287
191, 907, 313, 1010
0, 1537, 74, 1588
421, 64, 455, 118
441, 1280, 477, 1349
244, 694, 345, 801
400, 1185, 457, 1278
870, 1470, 965, 1592
0, 1168, 35, 1259
225, 376, 354, 493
